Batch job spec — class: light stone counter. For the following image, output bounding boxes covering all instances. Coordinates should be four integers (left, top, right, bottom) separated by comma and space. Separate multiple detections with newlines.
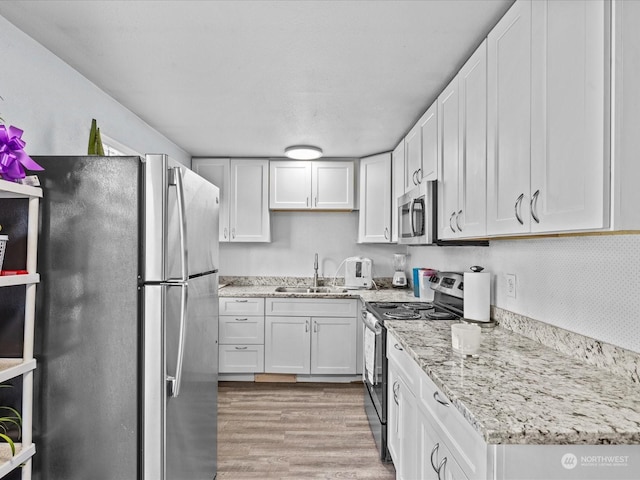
385, 319, 640, 445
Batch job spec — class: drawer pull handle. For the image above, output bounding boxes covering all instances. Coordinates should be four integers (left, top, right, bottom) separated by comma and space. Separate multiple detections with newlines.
234, 299, 248, 303
234, 346, 248, 350
433, 391, 450, 407
235, 318, 248, 322
393, 381, 400, 405
430, 443, 439, 472
437, 457, 447, 480
394, 343, 403, 351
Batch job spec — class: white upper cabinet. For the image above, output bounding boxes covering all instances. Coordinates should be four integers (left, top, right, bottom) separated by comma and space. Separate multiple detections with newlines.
230, 159, 271, 241
486, 0, 532, 236
269, 161, 312, 209
358, 152, 392, 243
270, 160, 354, 210
530, 0, 608, 233
193, 158, 270, 242
404, 102, 439, 194
391, 139, 406, 242
487, 0, 613, 237
458, 40, 488, 238
192, 158, 230, 241
312, 161, 354, 210
438, 77, 460, 240
438, 40, 487, 241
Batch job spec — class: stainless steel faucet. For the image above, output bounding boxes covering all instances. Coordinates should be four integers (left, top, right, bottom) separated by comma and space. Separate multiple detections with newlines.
313, 253, 319, 288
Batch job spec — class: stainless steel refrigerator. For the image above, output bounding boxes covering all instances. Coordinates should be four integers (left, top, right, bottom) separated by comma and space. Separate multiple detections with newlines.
32, 154, 219, 480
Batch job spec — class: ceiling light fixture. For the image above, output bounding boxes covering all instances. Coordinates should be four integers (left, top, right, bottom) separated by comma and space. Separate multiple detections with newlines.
284, 145, 323, 160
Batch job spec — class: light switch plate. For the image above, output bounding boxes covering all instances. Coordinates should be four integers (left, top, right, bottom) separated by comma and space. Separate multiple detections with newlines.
506, 273, 517, 298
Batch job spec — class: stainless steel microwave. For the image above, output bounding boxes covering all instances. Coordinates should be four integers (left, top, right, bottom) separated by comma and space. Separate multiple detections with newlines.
398, 181, 435, 245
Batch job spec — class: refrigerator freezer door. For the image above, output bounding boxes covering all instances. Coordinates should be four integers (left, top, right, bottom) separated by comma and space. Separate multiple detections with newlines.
143, 273, 218, 480
144, 154, 220, 282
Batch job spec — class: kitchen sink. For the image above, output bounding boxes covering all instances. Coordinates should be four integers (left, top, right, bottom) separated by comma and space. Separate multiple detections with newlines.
274, 286, 349, 294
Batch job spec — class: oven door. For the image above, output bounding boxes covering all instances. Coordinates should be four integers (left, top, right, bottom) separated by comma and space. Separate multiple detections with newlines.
363, 312, 385, 419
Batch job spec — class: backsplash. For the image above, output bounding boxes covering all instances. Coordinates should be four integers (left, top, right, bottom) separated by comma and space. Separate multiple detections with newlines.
493, 306, 640, 384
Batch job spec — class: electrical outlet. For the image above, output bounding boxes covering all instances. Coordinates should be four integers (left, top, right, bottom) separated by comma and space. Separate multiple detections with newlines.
506, 273, 517, 298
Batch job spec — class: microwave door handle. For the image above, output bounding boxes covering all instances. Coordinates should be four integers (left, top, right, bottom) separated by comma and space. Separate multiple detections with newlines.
409, 199, 416, 236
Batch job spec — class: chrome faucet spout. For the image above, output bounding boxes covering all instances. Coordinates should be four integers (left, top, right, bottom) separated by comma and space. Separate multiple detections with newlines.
313, 253, 319, 288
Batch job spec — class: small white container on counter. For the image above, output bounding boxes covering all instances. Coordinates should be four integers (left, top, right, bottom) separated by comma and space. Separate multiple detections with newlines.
451, 323, 481, 356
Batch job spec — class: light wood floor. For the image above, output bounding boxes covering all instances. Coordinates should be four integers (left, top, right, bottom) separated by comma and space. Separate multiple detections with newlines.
217, 381, 396, 479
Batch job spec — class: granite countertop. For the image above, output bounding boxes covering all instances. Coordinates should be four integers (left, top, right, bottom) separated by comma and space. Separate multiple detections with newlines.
385, 320, 640, 445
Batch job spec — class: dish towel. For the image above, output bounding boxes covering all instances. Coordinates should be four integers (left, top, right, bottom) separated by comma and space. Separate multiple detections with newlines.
364, 322, 376, 385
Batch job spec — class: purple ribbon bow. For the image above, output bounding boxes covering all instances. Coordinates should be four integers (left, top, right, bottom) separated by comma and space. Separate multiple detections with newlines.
0, 125, 43, 182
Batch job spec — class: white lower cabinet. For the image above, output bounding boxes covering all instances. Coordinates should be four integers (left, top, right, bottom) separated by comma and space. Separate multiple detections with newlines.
265, 298, 358, 376
218, 297, 266, 374
388, 329, 640, 480
388, 331, 484, 480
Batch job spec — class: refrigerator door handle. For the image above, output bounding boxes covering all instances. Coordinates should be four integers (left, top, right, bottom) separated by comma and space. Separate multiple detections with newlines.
166, 282, 188, 398
169, 166, 189, 282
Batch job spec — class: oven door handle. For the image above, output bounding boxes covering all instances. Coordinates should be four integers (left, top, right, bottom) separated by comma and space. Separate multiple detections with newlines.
362, 312, 382, 335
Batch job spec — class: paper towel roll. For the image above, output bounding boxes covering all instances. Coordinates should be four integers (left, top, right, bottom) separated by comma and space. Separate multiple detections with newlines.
463, 271, 490, 321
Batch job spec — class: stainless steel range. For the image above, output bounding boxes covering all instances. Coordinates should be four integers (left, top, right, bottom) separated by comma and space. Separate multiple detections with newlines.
362, 272, 463, 462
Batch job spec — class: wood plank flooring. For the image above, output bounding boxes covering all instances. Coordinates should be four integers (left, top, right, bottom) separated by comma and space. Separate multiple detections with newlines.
218, 382, 396, 479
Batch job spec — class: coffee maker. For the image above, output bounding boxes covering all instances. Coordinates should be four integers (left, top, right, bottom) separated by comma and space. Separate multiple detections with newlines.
392, 253, 407, 287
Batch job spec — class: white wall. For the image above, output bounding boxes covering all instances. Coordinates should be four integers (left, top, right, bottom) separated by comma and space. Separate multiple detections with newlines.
220, 211, 399, 279
406, 235, 640, 354
0, 15, 189, 165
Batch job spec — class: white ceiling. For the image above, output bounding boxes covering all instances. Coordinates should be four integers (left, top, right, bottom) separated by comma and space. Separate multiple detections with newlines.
0, 0, 513, 158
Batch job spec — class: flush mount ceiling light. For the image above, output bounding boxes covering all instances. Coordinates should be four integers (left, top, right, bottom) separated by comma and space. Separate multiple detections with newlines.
284, 145, 323, 160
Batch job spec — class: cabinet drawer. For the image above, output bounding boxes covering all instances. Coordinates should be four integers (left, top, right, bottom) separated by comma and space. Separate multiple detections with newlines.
387, 332, 420, 395
220, 297, 265, 315
219, 315, 264, 344
266, 298, 357, 317
219, 345, 264, 373
419, 369, 486, 479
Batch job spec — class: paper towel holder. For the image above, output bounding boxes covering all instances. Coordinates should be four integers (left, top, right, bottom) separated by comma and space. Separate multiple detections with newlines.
462, 266, 498, 328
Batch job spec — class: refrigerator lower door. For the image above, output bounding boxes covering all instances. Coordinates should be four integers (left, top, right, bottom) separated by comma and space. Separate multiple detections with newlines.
143, 274, 218, 480
143, 154, 220, 283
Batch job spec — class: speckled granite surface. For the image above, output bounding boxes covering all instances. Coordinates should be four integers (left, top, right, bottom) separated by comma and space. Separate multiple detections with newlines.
494, 306, 640, 384
385, 320, 640, 445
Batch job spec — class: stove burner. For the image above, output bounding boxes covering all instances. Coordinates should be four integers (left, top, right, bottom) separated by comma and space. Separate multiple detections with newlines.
375, 303, 399, 309
426, 311, 456, 320
402, 303, 435, 310
384, 310, 421, 320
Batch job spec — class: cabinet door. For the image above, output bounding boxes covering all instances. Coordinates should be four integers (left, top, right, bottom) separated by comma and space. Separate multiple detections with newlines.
269, 160, 312, 209
405, 123, 421, 192
358, 153, 392, 243
230, 159, 270, 242
420, 102, 438, 182
417, 409, 441, 480
392, 139, 406, 241
310, 317, 356, 375
264, 316, 310, 374
192, 158, 230, 242
487, 0, 532, 235
530, 0, 608, 233
387, 364, 401, 465
398, 375, 418, 480
458, 40, 488, 238
312, 161, 354, 210
438, 77, 460, 240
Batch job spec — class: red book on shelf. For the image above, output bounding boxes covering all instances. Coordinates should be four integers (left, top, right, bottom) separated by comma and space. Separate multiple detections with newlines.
0, 270, 29, 276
